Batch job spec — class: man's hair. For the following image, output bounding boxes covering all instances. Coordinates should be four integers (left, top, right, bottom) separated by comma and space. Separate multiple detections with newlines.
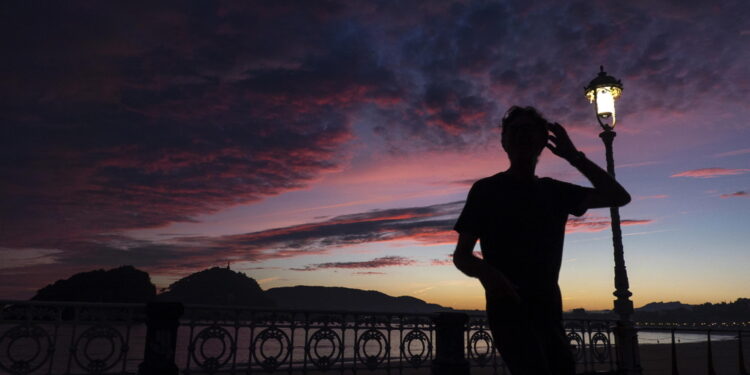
500, 106, 549, 137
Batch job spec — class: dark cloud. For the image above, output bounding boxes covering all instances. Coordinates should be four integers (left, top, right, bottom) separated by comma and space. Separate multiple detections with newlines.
206, 201, 462, 257
0, 1, 397, 247
291, 256, 416, 271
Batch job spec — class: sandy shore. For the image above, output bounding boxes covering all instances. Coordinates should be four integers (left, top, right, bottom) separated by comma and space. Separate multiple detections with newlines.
638, 339, 749, 375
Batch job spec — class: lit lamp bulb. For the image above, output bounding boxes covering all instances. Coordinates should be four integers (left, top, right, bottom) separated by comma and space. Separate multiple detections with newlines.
584, 66, 623, 129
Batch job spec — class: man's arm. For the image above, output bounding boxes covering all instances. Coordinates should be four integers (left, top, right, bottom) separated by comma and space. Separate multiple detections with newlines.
453, 232, 520, 301
546, 122, 631, 209
569, 153, 631, 208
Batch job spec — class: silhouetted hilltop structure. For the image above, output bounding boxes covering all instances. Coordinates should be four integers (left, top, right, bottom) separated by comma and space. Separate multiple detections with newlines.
158, 267, 275, 307
32, 265, 155, 303
265, 285, 451, 313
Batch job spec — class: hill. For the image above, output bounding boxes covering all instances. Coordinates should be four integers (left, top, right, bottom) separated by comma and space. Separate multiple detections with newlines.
32, 265, 155, 303
265, 285, 451, 313
158, 267, 275, 307
633, 298, 750, 323
636, 301, 693, 312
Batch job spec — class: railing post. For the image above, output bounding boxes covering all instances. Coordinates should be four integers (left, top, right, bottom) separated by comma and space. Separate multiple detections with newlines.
707, 330, 716, 375
432, 312, 470, 375
138, 302, 184, 375
671, 329, 679, 375
740, 330, 749, 375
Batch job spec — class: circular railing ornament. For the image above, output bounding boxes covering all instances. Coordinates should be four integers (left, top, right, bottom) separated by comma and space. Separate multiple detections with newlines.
72, 325, 126, 373
306, 328, 342, 370
567, 332, 585, 361
400, 329, 431, 368
356, 329, 389, 370
189, 325, 234, 373
252, 327, 291, 371
0, 324, 53, 375
468, 329, 494, 367
590, 332, 610, 362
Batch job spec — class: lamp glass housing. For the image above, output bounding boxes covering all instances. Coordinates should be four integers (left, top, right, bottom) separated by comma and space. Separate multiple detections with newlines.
586, 85, 622, 127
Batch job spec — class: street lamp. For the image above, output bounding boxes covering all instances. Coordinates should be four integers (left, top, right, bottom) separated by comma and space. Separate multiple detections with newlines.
584, 66, 642, 375
585, 66, 623, 129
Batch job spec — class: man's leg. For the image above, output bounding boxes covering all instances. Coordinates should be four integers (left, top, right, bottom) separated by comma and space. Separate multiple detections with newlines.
541, 319, 577, 375
486, 297, 551, 375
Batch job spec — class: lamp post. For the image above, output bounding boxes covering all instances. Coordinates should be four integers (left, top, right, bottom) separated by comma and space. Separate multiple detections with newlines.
584, 66, 642, 375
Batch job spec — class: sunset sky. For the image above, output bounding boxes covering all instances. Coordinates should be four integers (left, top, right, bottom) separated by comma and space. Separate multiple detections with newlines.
1, 1, 749, 311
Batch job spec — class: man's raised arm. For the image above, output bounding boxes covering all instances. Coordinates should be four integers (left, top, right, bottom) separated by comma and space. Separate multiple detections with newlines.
546, 122, 631, 209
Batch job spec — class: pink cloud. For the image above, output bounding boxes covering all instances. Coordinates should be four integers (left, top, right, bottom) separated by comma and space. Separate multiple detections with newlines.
720, 191, 748, 198
566, 216, 654, 233
713, 148, 750, 158
619, 161, 663, 168
671, 168, 750, 178
431, 259, 453, 266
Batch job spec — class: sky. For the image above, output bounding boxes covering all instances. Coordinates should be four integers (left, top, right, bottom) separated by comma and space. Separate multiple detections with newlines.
1, 1, 749, 311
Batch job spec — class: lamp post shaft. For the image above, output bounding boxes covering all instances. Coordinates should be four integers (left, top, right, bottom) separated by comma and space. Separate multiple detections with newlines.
599, 129, 642, 375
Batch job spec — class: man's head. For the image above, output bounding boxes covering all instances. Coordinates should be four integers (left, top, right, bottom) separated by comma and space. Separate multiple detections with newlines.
500, 106, 549, 164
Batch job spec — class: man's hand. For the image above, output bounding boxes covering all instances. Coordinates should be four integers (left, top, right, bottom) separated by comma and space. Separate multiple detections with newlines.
480, 268, 521, 304
453, 233, 521, 303
546, 122, 579, 161
545, 122, 632, 208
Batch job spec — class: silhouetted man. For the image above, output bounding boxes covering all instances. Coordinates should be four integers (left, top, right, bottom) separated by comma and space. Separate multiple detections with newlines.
453, 106, 630, 375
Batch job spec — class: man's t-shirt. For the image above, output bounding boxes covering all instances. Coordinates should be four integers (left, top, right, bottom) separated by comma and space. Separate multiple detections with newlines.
454, 172, 591, 314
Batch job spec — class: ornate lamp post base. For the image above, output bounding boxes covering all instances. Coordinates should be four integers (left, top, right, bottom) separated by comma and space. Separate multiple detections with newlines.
615, 319, 642, 375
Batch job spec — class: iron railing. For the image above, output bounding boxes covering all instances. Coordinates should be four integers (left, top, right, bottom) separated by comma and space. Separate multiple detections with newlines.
2, 300, 748, 375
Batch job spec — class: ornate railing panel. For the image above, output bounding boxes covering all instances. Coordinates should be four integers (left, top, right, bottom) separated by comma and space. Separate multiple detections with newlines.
0, 300, 144, 375
178, 306, 435, 374
564, 319, 616, 373
465, 314, 617, 374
